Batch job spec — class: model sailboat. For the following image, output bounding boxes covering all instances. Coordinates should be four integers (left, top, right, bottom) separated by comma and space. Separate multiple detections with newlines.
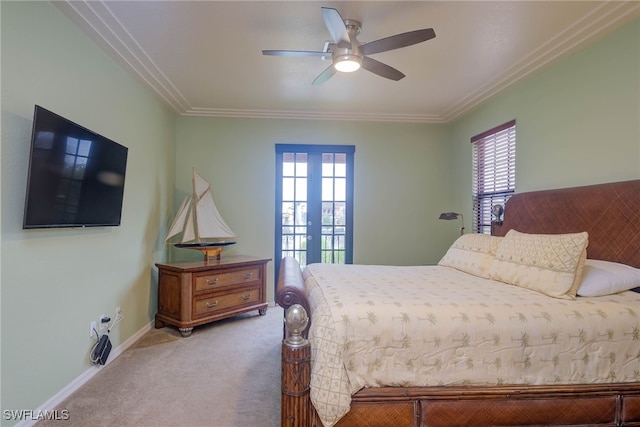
165, 168, 236, 261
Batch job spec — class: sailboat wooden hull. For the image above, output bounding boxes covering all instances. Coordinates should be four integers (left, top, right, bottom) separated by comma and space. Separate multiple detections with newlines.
174, 242, 236, 262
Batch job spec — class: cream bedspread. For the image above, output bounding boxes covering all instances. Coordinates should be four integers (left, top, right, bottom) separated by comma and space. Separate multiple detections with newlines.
303, 263, 640, 427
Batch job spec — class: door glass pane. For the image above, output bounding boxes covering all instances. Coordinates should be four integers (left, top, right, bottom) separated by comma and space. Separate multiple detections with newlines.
294, 201, 307, 225
322, 154, 334, 176
334, 178, 346, 201
334, 153, 346, 177
322, 178, 333, 201
283, 153, 295, 175
295, 178, 307, 201
321, 201, 333, 225
282, 178, 294, 200
334, 202, 346, 225
295, 153, 307, 176
281, 201, 294, 233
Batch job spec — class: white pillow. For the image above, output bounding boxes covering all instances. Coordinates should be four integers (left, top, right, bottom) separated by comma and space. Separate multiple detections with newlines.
577, 259, 640, 297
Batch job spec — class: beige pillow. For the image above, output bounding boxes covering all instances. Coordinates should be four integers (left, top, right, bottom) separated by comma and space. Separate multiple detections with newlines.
438, 234, 503, 278
489, 230, 588, 299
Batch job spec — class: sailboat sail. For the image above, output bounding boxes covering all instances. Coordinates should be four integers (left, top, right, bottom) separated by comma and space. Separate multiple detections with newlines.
165, 169, 236, 245
166, 196, 191, 242
193, 172, 236, 239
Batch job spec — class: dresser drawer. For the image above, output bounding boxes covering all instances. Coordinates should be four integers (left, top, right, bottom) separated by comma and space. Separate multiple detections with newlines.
193, 286, 262, 318
193, 267, 261, 293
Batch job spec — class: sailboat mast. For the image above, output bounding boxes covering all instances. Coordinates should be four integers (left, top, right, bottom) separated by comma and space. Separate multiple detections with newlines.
191, 170, 202, 243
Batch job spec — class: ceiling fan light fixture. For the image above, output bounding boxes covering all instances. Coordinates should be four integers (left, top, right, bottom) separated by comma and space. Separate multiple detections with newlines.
263, 7, 436, 85
334, 54, 362, 72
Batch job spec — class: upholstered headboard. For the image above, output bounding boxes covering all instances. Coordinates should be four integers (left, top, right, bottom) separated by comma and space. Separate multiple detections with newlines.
492, 180, 640, 268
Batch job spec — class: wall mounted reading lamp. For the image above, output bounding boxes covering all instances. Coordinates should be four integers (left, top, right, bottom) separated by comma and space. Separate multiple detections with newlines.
439, 212, 465, 235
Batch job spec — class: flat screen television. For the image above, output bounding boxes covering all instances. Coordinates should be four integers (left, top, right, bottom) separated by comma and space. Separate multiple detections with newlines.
23, 105, 128, 229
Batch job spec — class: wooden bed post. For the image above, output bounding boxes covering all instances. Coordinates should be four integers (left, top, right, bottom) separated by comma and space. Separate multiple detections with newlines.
281, 304, 312, 427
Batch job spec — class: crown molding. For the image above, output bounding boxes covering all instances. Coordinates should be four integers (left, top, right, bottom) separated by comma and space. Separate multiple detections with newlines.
56, 1, 639, 124
182, 107, 447, 123
442, 0, 640, 122
55, 0, 190, 113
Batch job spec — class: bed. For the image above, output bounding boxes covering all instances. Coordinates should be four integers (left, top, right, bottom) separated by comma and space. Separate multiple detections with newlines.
276, 179, 640, 427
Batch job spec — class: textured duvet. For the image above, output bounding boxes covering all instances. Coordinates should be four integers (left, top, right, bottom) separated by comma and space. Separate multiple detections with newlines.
302, 263, 640, 427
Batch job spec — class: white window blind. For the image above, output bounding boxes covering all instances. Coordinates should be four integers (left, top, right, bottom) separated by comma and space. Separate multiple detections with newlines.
472, 120, 516, 234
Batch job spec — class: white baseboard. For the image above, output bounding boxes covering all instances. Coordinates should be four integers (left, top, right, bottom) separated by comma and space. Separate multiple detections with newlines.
14, 320, 154, 427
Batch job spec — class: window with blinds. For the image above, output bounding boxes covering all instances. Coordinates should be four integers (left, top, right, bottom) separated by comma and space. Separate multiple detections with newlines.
472, 120, 516, 234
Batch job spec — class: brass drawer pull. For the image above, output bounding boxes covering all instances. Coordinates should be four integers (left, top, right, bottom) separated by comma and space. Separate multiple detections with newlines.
241, 293, 252, 301
206, 277, 219, 285
206, 300, 219, 308
242, 273, 253, 280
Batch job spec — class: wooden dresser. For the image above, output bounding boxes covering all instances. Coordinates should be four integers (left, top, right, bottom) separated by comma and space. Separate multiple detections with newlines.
155, 256, 270, 336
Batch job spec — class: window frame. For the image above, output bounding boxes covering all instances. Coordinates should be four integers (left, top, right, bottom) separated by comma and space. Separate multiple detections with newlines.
471, 120, 516, 234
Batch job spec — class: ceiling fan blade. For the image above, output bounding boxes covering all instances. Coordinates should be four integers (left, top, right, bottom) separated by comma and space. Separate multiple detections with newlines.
262, 50, 328, 58
360, 28, 436, 56
312, 65, 337, 86
322, 7, 350, 48
361, 56, 405, 81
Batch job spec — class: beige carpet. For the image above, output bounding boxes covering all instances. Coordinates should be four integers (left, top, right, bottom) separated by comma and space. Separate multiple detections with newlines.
37, 305, 284, 427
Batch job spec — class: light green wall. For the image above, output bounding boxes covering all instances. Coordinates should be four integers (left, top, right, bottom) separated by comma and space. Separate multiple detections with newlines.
2, 1, 638, 422
449, 18, 640, 217
173, 117, 453, 301
1, 2, 174, 420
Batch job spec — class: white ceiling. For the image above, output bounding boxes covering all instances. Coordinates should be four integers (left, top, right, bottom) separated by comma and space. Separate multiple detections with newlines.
56, 1, 639, 123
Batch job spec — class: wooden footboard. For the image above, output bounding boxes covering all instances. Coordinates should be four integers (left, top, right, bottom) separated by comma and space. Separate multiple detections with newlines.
277, 256, 640, 427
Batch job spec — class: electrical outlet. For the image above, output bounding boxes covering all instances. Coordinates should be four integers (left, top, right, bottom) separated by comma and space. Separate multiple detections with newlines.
116, 306, 121, 316
98, 314, 109, 334
90, 321, 97, 338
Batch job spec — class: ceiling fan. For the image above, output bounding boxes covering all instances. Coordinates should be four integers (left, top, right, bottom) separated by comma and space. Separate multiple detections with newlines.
262, 7, 436, 85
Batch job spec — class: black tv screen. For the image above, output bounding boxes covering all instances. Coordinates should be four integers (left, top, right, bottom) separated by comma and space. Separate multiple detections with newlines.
23, 105, 128, 229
